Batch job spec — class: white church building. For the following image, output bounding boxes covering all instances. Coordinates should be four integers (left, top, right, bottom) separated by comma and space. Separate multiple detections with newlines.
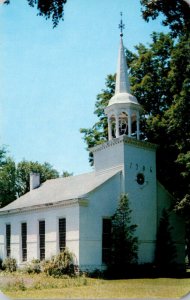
0, 24, 185, 271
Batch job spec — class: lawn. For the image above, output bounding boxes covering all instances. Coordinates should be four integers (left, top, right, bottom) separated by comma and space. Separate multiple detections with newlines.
0, 273, 190, 299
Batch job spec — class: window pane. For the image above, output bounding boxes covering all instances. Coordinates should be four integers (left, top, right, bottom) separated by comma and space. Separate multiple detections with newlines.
21, 223, 27, 261
102, 219, 111, 264
6, 224, 11, 258
59, 218, 66, 252
39, 221, 45, 260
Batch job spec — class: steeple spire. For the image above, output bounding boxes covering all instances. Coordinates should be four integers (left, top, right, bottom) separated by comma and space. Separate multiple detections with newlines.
104, 13, 142, 141
115, 31, 131, 94
119, 12, 125, 37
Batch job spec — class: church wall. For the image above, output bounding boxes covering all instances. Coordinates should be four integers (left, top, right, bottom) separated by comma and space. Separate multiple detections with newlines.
93, 139, 124, 172
157, 182, 185, 266
0, 204, 80, 266
79, 172, 122, 271
123, 142, 157, 264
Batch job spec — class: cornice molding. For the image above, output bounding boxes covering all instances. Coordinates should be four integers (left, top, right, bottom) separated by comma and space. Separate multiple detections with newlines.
91, 135, 157, 153
123, 136, 157, 150
0, 198, 89, 216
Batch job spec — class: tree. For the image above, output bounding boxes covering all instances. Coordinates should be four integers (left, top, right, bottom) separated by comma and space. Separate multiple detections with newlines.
62, 170, 73, 177
140, 0, 190, 37
3, 0, 67, 27
109, 194, 138, 276
154, 209, 177, 273
131, 32, 174, 115
17, 160, 59, 196
0, 148, 62, 207
140, 0, 190, 268
0, 156, 17, 207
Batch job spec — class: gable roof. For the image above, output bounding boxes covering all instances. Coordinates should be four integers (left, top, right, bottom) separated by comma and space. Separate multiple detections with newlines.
0, 166, 122, 214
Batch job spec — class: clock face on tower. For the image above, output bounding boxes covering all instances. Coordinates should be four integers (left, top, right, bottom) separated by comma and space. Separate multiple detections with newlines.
136, 173, 145, 185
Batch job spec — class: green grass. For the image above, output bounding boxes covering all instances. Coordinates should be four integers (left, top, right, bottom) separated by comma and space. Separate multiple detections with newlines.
1, 273, 190, 299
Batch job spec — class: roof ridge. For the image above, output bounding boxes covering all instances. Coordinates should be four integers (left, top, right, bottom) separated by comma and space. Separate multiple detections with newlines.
95, 165, 123, 176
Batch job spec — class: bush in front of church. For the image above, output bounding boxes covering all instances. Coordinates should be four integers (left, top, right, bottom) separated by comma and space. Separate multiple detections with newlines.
154, 208, 177, 274
42, 248, 75, 277
2, 257, 17, 272
25, 259, 41, 274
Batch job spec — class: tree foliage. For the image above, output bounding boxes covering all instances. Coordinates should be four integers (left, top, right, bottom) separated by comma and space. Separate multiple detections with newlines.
140, 0, 190, 37
17, 160, 59, 196
109, 194, 138, 275
154, 209, 177, 272
0, 148, 60, 207
62, 170, 73, 177
0, 148, 17, 207
4, 0, 67, 27
131, 33, 174, 115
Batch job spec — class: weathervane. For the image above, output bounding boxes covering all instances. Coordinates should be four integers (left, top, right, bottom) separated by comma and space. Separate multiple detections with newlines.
118, 12, 125, 37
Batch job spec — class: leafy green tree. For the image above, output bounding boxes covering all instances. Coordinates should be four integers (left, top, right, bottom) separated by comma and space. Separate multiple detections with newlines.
154, 209, 177, 273
145, 35, 190, 202
140, 0, 190, 37
62, 170, 73, 177
17, 160, 59, 196
0, 148, 72, 207
0, 148, 17, 207
3, 0, 67, 27
0, 148, 7, 165
140, 0, 190, 267
131, 33, 174, 115
109, 194, 138, 276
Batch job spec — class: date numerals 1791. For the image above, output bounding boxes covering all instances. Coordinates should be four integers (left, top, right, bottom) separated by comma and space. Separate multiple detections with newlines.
129, 163, 152, 173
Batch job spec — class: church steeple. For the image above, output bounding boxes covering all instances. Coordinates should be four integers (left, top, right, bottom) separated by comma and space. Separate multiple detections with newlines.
105, 13, 142, 141
115, 13, 131, 94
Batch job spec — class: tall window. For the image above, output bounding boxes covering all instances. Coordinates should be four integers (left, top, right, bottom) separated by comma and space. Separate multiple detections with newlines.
21, 223, 27, 262
102, 218, 112, 264
39, 220, 45, 260
59, 218, 66, 252
6, 224, 11, 258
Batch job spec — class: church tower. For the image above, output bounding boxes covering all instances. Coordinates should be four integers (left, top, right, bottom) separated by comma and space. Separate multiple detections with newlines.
105, 13, 142, 140
92, 14, 158, 264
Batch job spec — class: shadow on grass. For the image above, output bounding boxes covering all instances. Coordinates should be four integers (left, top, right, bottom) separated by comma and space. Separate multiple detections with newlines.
89, 264, 190, 280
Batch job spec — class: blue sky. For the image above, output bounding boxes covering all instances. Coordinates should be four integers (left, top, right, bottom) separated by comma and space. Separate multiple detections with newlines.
0, 0, 167, 175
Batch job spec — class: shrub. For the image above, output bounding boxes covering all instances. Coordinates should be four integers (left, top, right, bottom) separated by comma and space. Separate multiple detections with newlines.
0, 258, 3, 270
108, 194, 138, 278
2, 257, 17, 272
25, 259, 41, 274
42, 249, 75, 277
154, 209, 177, 274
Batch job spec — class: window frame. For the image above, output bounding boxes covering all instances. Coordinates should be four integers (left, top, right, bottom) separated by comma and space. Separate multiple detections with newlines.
39, 220, 45, 261
21, 222, 27, 262
59, 218, 66, 253
6, 224, 11, 258
102, 218, 112, 264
